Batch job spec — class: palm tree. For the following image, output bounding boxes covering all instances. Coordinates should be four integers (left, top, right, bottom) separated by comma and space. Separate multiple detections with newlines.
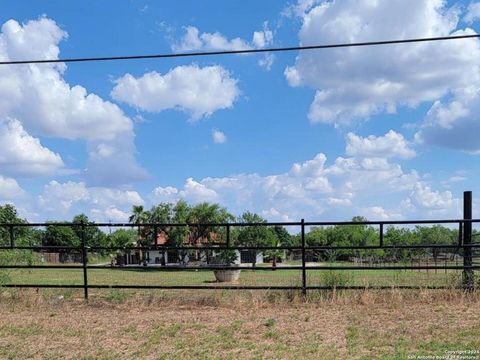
129, 205, 148, 264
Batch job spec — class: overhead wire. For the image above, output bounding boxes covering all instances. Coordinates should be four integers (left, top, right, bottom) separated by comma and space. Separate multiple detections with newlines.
0, 34, 479, 65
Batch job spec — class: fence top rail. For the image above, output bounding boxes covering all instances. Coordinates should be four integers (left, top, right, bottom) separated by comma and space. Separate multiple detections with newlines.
2, 244, 480, 252
1, 218, 480, 227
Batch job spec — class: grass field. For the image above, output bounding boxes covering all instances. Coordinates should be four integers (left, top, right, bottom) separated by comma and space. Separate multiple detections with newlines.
1, 264, 466, 288
0, 288, 479, 359
2, 261, 477, 358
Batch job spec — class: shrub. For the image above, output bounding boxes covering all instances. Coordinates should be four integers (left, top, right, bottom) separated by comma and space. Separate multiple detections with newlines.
320, 271, 352, 288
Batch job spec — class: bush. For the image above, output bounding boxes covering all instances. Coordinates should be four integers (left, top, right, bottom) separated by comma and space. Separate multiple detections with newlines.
320, 271, 352, 288
0, 250, 38, 286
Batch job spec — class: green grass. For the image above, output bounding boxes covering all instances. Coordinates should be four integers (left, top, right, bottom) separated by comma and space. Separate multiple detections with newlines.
1, 264, 464, 288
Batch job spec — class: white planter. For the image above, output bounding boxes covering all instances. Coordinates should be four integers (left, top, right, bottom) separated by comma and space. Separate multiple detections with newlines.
213, 269, 241, 282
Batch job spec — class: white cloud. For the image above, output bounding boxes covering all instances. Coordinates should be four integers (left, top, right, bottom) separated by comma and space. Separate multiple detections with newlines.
149, 186, 178, 203
103, 206, 131, 222
111, 65, 240, 120
465, 2, 480, 23
0, 175, 24, 200
37, 180, 144, 220
327, 197, 352, 206
258, 53, 275, 71
172, 23, 273, 52
85, 132, 150, 186
38, 181, 90, 215
8, 128, 463, 222
179, 178, 220, 203
282, 0, 322, 18
212, 129, 227, 144
145, 131, 427, 220
260, 207, 293, 222
285, 0, 480, 125
0, 118, 64, 176
172, 23, 275, 70
146, 152, 418, 220
346, 130, 415, 159
0, 18, 133, 141
407, 183, 461, 217
172, 26, 249, 52
362, 206, 402, 220
252, 23, 274, 49
415, 87, 480, 153
0, 17, 146, 184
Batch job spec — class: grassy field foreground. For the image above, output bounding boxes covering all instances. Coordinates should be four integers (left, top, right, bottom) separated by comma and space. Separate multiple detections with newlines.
0, 289, 479, 359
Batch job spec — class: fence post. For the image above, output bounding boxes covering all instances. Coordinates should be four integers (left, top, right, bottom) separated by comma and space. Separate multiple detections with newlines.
226, 225, 230, 248
463, 191, 474, 291
301, 219, 307, 296
379, 223, 384, 247
9, 225, 14, 248
81, 222, 89, 300
458, 221, 463, 246
153, 224, 158, 246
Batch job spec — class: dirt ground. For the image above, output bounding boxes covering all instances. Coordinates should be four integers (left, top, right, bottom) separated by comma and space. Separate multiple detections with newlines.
0, 289, 479, 359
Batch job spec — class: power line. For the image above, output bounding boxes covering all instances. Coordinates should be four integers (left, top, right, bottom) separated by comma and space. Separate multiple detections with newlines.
1, 34, 479, 65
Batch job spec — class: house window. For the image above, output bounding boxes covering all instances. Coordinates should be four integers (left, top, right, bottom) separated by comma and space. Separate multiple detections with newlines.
240, 250, 256, 263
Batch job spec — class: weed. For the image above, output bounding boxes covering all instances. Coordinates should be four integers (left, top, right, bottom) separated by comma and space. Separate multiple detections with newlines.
320, 270, 352, 287
105, 289, 129, 303
264, 318, 277, 328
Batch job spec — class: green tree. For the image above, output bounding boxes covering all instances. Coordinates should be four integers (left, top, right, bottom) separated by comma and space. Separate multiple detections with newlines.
129, 205, 150, 245
187, 203, 234, 244
43, 223, 80, 248
71, 214, 107, 253
236, 212, 276, 267
273, 225, 292, 246
188, 202, 233, 264
0, 204, 31, 246
108, 228, 137, 248
413, 225, 456, 262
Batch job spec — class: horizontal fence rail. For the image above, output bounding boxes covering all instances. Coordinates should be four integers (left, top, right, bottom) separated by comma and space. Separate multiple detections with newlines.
1, 217, 479, 300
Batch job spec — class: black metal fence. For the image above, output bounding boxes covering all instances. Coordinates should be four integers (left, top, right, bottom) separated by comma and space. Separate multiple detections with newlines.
1, 216, 479, 300
1, 192, 479, 300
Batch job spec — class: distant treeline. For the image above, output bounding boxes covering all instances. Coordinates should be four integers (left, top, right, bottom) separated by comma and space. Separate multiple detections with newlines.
0, 203, 472, 262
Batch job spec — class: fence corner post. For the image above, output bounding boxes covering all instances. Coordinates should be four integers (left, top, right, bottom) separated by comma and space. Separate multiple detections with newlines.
462, 191, 474, 292
81, 221, 89, 301
301, 219, 307, 297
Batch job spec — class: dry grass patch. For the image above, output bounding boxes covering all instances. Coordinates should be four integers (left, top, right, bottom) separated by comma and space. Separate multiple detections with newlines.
0, 288, 479, 359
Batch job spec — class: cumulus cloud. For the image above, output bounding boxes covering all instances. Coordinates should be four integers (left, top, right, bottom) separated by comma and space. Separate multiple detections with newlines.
465, 2, 480, 23
361, 206, 402, 220
85, 131, 150, 186
172, 23, 273, 52
415, 87, 480, 152
346, 130, 415, 159
285, 0, 480, 125
145, 131, 426, 220
0, 175, 24, 200
179, 178, 220, 203
212, 129, 227, 144
407, 183, 461, 217
172, 23, 275, 70
0, 17, 146, 184
37, 180, 144, 220
0, 18, 132, 141
0, 118, 64, 176
9, 128, 462, 222
111, 65, 240, 120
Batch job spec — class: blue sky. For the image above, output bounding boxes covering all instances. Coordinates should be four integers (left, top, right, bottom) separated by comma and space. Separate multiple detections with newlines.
1, 0, 480, 222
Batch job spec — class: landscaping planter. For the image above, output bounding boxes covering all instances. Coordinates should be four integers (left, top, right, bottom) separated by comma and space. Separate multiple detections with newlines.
213, 268, 241, 282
